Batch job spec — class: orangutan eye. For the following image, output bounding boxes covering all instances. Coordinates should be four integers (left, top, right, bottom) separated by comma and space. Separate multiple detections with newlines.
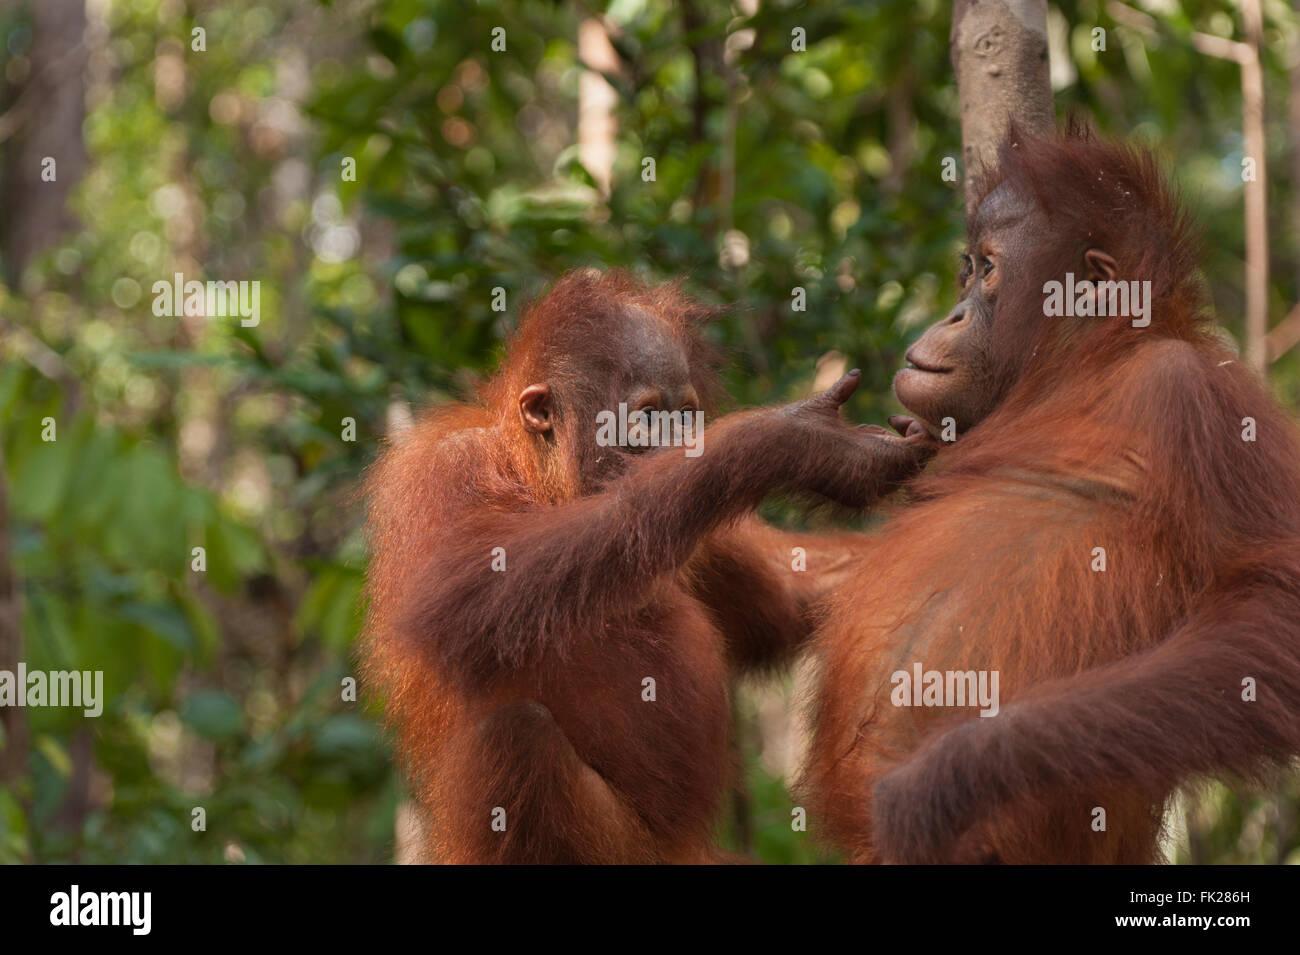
958, 254, 974, 285
983, 258, 995, 278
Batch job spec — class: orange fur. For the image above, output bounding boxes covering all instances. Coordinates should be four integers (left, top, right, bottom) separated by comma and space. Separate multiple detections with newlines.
362, 270, 910, 863
802, 132, 1300, 864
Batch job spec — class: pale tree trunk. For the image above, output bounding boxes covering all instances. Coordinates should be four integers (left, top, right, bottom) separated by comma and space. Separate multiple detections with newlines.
578, 19, 619, 198
0, 0, 87, 286
1293, 0, 1300, 294
1190, 3, 1270, 374
950, 0, 1054, 213
1266, 0, 1300, 363
1240, 0, 1269, 374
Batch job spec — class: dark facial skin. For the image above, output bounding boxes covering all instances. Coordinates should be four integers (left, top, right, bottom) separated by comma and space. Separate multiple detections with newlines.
893, 183, 1045, 437
615, 308, 700, 439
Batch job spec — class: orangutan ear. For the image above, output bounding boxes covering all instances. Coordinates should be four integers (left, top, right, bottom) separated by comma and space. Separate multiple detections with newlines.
519, 384, 552, 434
1084, 248, 1118, 282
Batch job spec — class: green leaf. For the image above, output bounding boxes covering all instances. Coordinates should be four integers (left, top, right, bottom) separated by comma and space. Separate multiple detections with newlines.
118, 602, 198, 652
34, 735, 73, 778
181, 690, 246, 741
11, 428, 77, 521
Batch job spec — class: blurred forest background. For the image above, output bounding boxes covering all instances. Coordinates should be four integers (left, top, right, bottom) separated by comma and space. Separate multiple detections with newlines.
1, 0, 1299, 864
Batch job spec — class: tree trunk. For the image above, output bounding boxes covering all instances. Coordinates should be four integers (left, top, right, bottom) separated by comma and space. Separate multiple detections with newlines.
0, 0, 87, 286
578, 19, 619, 198
1293, 0, 1300, 295
950, 0, 1053, 213
0, 443, 25, 788
1240, 0, 1268, 374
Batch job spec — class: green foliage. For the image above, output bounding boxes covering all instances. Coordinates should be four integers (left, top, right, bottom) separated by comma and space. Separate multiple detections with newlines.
1, 0, 1297, 863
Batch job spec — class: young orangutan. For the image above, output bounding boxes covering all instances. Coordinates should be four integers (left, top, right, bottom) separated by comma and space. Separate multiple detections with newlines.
363, 269, 932, 863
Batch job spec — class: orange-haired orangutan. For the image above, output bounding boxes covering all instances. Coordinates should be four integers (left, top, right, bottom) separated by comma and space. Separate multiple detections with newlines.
363, 270, 933, 863
802, 129, 1300, 864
